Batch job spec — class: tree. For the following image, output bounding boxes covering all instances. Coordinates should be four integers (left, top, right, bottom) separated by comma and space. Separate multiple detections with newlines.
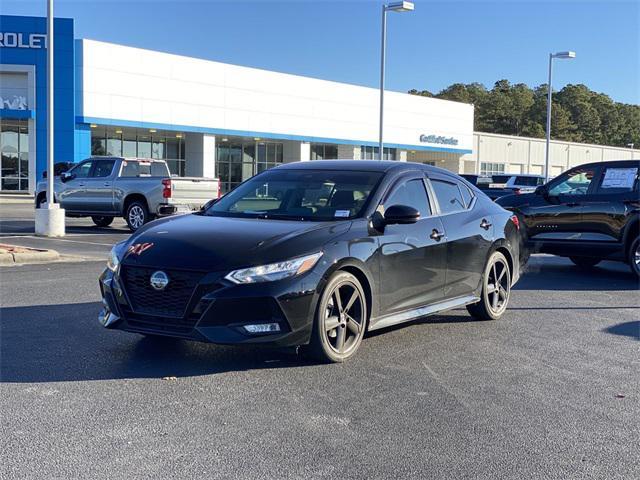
408, 80, 639, 148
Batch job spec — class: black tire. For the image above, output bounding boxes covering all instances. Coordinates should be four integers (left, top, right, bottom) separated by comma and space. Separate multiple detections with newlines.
91, 216, 114, 227
124, 201, 149, 232
569, 256, 601, 268
467, 251, 511, 321
303, 271, 368, 363
628, 237, 640, 279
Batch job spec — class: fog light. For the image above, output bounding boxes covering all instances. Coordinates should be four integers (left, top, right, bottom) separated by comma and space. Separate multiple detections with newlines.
243, 323, 281, 334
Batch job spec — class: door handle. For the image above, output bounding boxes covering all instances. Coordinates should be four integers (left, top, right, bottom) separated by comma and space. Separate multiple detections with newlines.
430, 229, 445, 241
480, 219, 492, 230
103, 182, 111, 186
566, 202, 581, 207
77, 183, 85, 187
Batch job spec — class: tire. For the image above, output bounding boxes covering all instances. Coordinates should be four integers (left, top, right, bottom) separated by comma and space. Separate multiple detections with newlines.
467, 251, 511, 321
125, 201, 149, 232
36, 194, 47, 209
629, 237, 640, 279
303, 271, 368, 363
91, 216, 114, 227
569, 256, 601, 268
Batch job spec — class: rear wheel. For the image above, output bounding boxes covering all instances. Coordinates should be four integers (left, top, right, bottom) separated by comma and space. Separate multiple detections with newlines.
569, 256, 601, 268
36, 194, 47, 208
304, 271, 367, 363
467, 251, 511, 321
125, 201, 149, 231
91, 216, 114, 227
629, 237, 640, 279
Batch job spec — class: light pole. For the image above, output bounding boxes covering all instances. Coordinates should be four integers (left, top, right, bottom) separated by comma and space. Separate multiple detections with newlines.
379, 1, 414, 160
544, 51, 575, 181
35, 0, 65, 236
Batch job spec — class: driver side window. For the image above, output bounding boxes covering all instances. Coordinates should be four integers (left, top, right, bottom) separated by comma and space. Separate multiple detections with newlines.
71, 161, 93, 179
548, 167, 597, 196
384, 178, 431, 217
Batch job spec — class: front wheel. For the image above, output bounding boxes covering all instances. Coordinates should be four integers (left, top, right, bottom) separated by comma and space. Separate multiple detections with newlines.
125, 201, 149, 232
569, 256, 601, 268
629, 237, 640, 279
91, 216, 114, 227
303, 271, 367, 363
467, 251, 511, 321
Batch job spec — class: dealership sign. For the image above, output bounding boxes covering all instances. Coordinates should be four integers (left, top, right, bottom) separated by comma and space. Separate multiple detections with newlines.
419, 134, 459, 146
0, 32, 47, 49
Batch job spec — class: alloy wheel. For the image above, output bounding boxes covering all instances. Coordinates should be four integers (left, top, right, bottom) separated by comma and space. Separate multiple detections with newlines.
322, 280, 365, 355
128, 205, 145, 230
486, 256, 510, 316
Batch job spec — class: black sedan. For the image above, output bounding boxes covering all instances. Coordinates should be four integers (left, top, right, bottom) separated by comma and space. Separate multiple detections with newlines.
99, 161, 521, 362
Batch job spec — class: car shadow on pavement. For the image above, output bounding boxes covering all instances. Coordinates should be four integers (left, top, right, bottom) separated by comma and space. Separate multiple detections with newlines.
604, 321, 640, 340
515, 259, 639, 292
0, 302, 312, 384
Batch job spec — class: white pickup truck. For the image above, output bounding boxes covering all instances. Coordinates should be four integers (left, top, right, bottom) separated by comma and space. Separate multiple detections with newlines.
35, 157, 219, 231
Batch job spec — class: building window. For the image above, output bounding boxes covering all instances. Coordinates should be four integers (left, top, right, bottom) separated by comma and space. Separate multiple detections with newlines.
361, 146, 395, 160
0, 119, 29, 191
90, 127, 185, 176
311, 143, 338, 160
217, 140, 283, 194
480, 162, 506, 175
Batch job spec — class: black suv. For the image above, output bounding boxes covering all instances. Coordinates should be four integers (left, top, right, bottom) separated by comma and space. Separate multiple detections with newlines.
497, 160, 640, 278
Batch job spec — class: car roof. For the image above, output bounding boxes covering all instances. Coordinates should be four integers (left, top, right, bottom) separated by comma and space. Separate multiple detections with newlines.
274, 159, 453, 175
571, 159, 640, 169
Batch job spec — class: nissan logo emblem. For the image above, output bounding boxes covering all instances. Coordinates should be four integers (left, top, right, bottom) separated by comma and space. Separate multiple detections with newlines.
150, 271, 169, 291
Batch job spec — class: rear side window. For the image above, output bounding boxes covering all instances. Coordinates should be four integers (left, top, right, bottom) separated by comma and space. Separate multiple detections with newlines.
431, 179, 466, 214
595, 167, 639, 194
460, 183, 474, 208
384, 178, 431, 217
515, 176, 543, 186
121, 161, 169, 177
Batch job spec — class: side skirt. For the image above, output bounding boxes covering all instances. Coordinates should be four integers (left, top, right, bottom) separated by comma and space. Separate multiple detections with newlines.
368, 295, 479, 332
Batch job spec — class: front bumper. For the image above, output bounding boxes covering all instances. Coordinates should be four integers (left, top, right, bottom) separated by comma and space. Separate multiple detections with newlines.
98, 265, 322, 347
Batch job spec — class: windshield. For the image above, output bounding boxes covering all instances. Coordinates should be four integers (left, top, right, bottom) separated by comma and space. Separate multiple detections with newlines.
204, 169, 383, 221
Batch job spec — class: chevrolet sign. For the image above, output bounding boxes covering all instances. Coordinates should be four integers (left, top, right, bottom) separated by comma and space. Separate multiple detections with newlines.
0, 32, 47, 49
419, 134, 459, 146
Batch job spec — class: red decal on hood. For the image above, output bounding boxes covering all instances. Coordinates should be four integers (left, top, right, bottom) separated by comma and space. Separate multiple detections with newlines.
127, 242, 154, 255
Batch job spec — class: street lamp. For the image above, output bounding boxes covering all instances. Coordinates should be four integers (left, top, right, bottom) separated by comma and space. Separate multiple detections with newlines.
544, 50, 576, 181
378, 1, 414, 160
35, 0, 65, 236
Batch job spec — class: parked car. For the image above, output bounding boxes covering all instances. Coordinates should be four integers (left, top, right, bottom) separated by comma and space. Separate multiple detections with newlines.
496, 160, 640, 278
99, 160, 521, 362
489, 174, 545, 194
35, 157, 219, 231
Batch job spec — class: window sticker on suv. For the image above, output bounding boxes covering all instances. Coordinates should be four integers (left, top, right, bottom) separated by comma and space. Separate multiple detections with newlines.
601, 168, 638, 189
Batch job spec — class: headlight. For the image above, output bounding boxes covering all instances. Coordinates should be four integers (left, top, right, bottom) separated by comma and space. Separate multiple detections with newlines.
224, 252, 323, 284
106, 242, 125, 272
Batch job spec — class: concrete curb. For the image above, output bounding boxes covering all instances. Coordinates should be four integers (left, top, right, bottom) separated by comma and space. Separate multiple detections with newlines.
0, 245, 60, 266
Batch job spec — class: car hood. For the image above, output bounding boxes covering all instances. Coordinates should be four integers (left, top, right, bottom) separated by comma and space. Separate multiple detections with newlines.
120, 213, 351, 271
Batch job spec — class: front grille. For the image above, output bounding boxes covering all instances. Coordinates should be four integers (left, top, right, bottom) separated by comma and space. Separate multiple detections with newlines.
120, 266, 205, 318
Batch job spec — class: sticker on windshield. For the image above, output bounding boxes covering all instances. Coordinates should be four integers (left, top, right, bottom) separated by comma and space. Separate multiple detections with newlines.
334, 210, 351, 218
601, 168, 638, 189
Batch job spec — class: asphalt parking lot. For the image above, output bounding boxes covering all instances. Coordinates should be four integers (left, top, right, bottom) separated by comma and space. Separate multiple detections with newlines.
1, 201, 639, 479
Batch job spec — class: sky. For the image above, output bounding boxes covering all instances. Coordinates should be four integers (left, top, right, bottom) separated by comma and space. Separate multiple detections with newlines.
3, 0, 639, 105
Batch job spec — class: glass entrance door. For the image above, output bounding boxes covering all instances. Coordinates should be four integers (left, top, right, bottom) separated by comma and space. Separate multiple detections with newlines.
0, 119, 29, 192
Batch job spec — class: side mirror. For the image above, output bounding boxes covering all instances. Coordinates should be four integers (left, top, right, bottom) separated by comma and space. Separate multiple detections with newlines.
534, 185, 546, 195
384, 204, 420, 225
60, 172, 74, 183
